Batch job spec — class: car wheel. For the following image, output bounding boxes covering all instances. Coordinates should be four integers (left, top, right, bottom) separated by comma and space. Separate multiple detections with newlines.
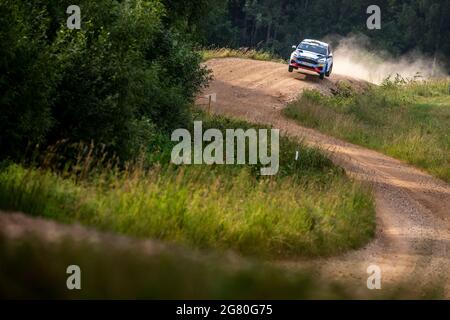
288, 66, 294, 73
319, 73, 325, 80
326, 64, 333, 77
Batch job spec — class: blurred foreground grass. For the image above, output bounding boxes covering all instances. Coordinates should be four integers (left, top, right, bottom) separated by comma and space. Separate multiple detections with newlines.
0, 234, 440, 299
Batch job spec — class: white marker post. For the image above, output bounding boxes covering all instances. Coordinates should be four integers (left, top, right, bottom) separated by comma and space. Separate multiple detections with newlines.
204, 93, 217, 113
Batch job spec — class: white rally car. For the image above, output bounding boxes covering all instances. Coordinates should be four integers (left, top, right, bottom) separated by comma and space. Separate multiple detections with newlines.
288, 39, 333, 79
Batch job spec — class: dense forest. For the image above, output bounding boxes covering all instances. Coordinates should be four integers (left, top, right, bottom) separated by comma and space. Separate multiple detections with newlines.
201, 0, 450, 63
1, 0, 449, 163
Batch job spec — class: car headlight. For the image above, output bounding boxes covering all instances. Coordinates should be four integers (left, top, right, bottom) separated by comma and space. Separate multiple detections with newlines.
318, 58, 326, 63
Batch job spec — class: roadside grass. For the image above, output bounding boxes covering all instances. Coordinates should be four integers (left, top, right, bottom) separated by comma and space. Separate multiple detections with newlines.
0, 113, 375, 258
201, 48, 285, 63
2, 234, 436, 299
284, 78, 450, 182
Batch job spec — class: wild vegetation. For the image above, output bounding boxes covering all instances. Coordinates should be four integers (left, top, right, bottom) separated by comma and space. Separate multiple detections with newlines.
0, 0, 208, 161
284, 78, 450, 182
0, 113, 375, 258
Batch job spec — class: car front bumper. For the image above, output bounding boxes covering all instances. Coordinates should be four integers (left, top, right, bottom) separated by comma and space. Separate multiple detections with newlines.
290, 60, 324, 74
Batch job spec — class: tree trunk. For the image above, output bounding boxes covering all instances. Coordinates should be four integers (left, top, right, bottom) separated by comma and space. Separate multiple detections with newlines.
266, 20, 272, 45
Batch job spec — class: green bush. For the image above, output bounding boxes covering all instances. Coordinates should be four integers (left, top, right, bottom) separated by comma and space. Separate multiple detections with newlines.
0, 1, 58, 158
0, 0, 209, 161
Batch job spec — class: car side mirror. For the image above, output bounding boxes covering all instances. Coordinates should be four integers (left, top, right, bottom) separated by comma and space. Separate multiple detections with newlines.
292, 45, 297, 49
328, 54, 333, 58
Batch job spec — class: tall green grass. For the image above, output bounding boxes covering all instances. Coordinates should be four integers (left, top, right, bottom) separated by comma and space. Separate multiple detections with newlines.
284, 78, 450, 182
0, 114, 375, 258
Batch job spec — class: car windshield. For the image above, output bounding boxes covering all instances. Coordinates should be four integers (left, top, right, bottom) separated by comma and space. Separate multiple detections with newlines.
298, 43, 327, 55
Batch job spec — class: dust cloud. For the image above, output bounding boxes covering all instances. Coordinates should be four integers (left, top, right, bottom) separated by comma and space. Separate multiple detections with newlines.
329, 35, 447, 84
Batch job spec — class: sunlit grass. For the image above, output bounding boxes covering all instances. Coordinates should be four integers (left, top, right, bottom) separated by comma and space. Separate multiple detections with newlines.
0, 114, 375, 258
284, 79, 450, 182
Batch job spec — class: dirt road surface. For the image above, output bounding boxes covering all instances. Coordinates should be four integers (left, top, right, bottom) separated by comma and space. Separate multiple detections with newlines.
200, 58, 450, 296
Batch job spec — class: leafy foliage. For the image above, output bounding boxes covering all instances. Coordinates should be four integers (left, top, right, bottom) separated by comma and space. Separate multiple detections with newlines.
0, 0, 208, 161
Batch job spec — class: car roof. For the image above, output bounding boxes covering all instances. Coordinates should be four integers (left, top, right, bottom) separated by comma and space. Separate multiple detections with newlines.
301, 39, 329, 47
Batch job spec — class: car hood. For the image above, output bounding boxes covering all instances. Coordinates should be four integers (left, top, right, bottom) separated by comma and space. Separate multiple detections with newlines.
295, 50, 324, 61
